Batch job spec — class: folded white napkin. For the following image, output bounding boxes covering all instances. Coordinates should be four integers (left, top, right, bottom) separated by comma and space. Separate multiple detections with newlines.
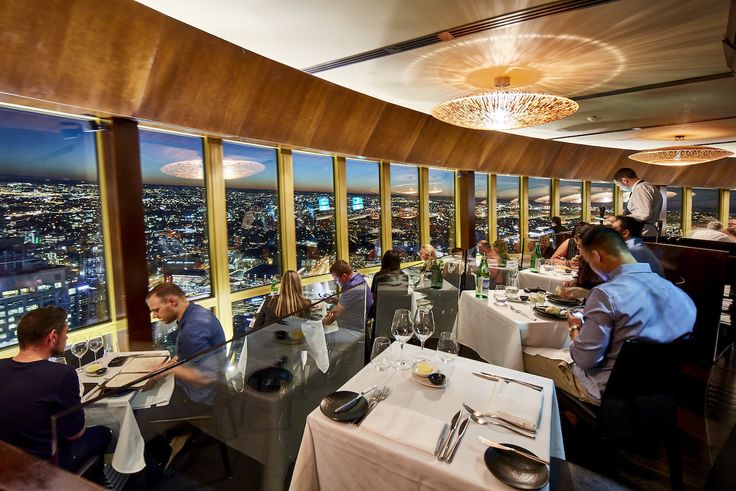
361, 402, 446, 455
301, 319, 330, 373
488, 380, 543, 431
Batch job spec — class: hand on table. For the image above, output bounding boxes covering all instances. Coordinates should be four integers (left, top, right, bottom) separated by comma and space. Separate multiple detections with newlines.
150, 355, 178, 381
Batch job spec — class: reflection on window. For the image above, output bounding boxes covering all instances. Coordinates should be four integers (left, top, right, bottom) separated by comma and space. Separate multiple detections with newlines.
591, 182, 614, 224
666, 187, 682, 236
528, 177, 551, 236
346, 159, 381, 268
475, 173, 488, 242
0, 107, 110, 347
730, 190, 736, 221
691, 188, 720, 230
293, 152, 335, 277
231, 295, 267, 338
428, 169, 455, 254
224, 141, 280, 291
140, 129, 210, 298
496, 175, 520, 252
391, 164, 420, 260
559, 180, 582, 227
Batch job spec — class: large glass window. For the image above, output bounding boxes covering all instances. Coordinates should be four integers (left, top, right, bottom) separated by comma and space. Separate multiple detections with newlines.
691, 188, 720, 230
293, 151, 336, 276
0, 107, 110, 348
346, 159, 381, 268
428, 168, 455, 255
528, 177, 551, 236
591, 182, 615, 224
496, 175, 520, 252
665, 187, 683, 236
224, 141, 280, 291
475, 173, 488, 242
559, 180, 582, 227
730, 190, 736, 221
390, 164, 420, 260
140, 129, 210, 298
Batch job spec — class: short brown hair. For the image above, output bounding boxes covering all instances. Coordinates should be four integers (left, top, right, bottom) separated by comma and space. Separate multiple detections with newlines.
329, 259, 353, 277
17, 307, 67, 349
147, 282, 186, 300
613, 167, 638, 181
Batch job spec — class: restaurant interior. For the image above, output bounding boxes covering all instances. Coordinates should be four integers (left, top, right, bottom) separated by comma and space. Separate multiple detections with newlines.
0, 0, 735, 489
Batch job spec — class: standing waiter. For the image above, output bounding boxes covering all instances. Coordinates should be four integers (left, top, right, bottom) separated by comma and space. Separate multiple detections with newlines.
612, 168, 663, 238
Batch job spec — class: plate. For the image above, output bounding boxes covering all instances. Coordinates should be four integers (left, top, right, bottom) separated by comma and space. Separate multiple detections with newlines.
410, 371, 446, 389
533, 306, 568, 320
484, 443, 549, 489
320, 391, 369, 422
546, 294, 581, 306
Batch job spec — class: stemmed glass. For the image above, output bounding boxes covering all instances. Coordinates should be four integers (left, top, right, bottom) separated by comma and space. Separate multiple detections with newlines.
71, 341, 89, 369
436, 332, 459, 363
412, 308, 435, 361
370, 337, 392, 371
88, 336, 103, 361
390, 309, 414, 370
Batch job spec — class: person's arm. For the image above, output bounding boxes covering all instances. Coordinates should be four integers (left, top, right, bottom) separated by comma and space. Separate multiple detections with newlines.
58, 370, 86, 441
550, 239, 570, 262
568, 289, 614, 371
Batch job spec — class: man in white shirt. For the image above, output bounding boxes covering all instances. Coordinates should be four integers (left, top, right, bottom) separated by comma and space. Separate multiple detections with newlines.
613, 168, 663, 238
689, 221, 733, 242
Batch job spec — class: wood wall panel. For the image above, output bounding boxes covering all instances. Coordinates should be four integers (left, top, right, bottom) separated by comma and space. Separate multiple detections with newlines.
0, 0, 734, 187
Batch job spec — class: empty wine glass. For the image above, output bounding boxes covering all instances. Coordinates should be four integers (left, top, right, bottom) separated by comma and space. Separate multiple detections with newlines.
412, 308, 435, 361
88, 336, 103, 361
71, 341, 89, 369
436, 332, 459, 363
390, 309, 414, 370
370, 337, 392, 371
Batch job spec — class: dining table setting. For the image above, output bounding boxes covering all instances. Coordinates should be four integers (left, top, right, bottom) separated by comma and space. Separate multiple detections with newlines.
290, 343, 564, 491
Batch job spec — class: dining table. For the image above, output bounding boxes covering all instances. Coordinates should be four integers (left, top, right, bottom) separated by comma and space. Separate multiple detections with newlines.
454, 291, 570, 371
289, 343, 564, 491
516, 268, 576, 293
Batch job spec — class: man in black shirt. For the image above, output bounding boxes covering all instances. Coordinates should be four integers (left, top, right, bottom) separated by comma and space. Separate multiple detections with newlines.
0, 307, 111, 474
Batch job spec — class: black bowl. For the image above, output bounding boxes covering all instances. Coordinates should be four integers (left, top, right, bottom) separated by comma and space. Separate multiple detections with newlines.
428, 373, 446, 386
484, 443, 549, 489
274, 330, 288, 340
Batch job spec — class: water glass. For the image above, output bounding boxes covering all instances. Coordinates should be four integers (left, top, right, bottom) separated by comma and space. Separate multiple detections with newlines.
506, 285, 519, 299
370, 337, 392, 371
88, 336, 103, 361
493, 285, 507, 305
436, 332, 459, 363
71, 341, 89, 369
413, 309, 435, 360
529, 292, 538, 308
390, 309, 414, 370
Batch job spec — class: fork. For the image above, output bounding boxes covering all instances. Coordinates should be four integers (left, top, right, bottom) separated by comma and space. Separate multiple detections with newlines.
353, 386, 390, 426
468, 413, 536, 438
463, 403, 536, 432
509, 305, 536, 321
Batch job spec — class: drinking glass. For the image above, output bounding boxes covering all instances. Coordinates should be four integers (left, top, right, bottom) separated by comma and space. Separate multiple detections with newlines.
412, 309, 435, 360
370, 337, 392, 371
529, 292, 538, 308
493, 285, 507, 305
506, 285, 519, 299
88, 336, 103, 361
436, 332, 459, 363
390, 309, 414, 370
54, 356, 67, 365
71, 341, 89, 369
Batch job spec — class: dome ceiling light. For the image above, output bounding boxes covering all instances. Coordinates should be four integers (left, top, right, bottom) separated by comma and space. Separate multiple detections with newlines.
161, 159, 266, 180
628, 136, 733, 166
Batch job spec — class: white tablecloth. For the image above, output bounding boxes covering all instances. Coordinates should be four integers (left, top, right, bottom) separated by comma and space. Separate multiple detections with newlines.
454, 291, 569, 370
289, 343, 564, 491
517, 269, 575, 293
78, 351, 175, 474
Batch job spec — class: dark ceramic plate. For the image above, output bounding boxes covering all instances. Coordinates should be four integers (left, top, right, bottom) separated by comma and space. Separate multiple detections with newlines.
546, 294, 582, 306
247, 365, 292, 392
533, 306, 568, 320
107, 356, 129, 367
320, 391, 369, 422
484, 443, 549, 489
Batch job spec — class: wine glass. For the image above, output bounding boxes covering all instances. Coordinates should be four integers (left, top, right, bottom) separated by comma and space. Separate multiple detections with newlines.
436, 332, 459, 363
88, 336, 103, 361
494, 285, 507, 306
54, 356, 68, 365
71, 341, 89, 369
370, 337, 392, 371
412, 308, 435, 361
390, 309, 413, 370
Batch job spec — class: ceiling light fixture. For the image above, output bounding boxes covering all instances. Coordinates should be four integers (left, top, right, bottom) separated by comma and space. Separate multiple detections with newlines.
431, 76, 579, 130
161, 159, 266, 180
628, 136, 733, 166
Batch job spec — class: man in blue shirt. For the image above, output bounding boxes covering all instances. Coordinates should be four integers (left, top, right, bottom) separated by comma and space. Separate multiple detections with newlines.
0, 307, 111, 476
524, 226, 696, 404
611, 215, 665, 277
323, 260, 372, 331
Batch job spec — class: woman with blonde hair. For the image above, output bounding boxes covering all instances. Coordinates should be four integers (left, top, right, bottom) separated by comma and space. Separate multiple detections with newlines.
253, 270, 312, 327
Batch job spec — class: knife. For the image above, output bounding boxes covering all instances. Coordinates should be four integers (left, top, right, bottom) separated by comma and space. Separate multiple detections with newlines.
445, 417, 470, 463
433, 424, 449, 457
478, 371, 543, 392
478, 437, 549, 465
438, 410, 461, 461
334, 385, 377, 413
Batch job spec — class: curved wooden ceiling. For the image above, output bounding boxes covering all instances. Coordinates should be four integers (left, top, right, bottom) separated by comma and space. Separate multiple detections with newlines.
0, 0, 733, 187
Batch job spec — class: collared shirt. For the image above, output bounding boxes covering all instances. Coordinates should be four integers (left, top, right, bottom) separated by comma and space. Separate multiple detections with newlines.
570, 262, 695, 402
689, 228, 733, 242
625, 237, 664, 277
175, 303, 226, 405
337, 272, 372, 331
624, 180, 662, 237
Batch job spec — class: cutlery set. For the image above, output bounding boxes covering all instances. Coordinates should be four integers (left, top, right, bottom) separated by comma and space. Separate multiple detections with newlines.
435, 410, 469, 463
508, 304, 537, 320
352, 386, 390, 426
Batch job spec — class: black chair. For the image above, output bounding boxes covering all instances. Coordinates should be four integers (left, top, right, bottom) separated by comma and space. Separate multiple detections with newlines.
549, 457, 632, 490
557, 335, 693, 491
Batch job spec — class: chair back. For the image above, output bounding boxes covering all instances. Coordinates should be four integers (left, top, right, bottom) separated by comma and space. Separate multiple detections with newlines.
373, 287, 412, 340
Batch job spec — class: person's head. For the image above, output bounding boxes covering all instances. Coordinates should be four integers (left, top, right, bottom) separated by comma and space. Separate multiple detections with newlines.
613, 167, 640, 191
476, 240, 491, 254
450, 247, 464, 258
572, 222, 591, 248
380, 250, 402, 272
329, 259, 354, 286
16, 307, 69, 356
276, 270, 309, 318
146, 282, 189, 324
419, 244, 436, 262
492, 239, 509, 258
551, 216, 562, 227
539, 235, 551, 249
707, 220, 723, 231
579, 225, 635, 279
612, 215, 644, 240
